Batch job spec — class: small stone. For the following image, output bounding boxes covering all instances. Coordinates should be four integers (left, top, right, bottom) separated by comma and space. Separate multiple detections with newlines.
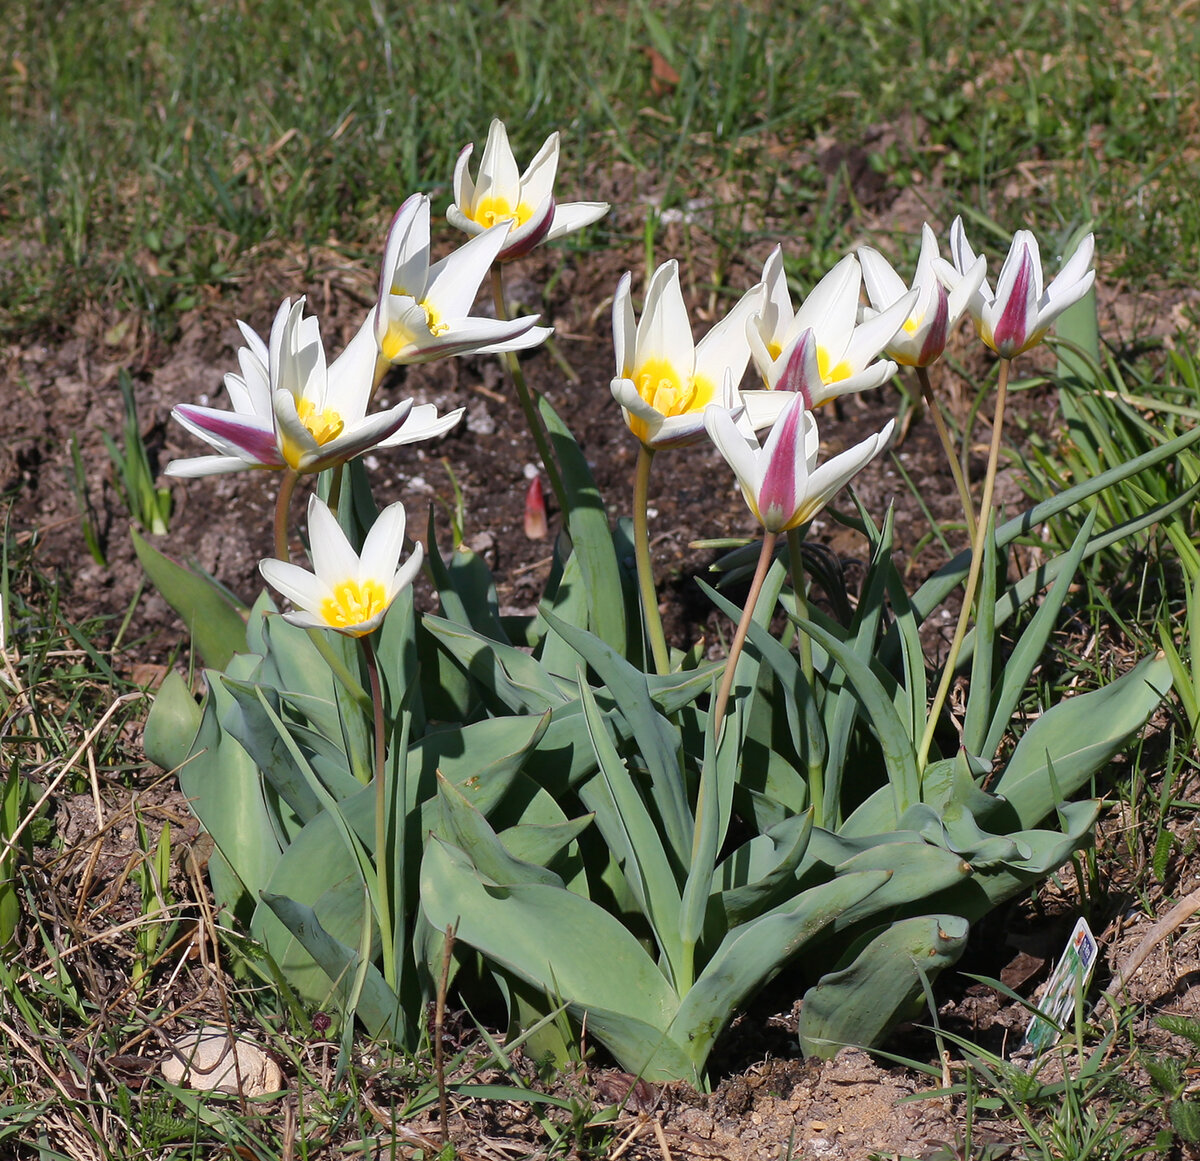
160, 1028, 282, 1096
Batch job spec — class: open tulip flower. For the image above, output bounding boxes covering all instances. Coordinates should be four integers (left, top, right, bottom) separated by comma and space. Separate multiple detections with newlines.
259, 494, 423, 637
167, 297, 423, 478
447, 119, 610, 262
704, 390, 894, 534
612, 260, 781, 449
748, 248, 918, 407
936, 216, 1096, 359
366, 193, 552, 370
858, 224, 986, 367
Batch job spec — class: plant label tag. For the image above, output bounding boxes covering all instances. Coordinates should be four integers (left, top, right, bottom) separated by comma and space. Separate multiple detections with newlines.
1024, 917, 1099, 1053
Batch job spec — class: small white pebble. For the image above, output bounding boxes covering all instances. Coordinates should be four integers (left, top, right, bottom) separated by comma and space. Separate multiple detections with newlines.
523, 463, 539, 480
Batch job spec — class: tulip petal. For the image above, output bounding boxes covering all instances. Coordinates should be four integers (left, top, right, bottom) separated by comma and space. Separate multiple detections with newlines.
693, 281, 763, 393
634, 261, 693, 371
450, 144, 478, 229
259, 558, 333, 618
545, 201, 610, 241
388, 543, 425, 603
705, 403, 762, 501
795, 421, 893, 527
377, 403, 465, 448
305, 494, 355, 584
989, 243, 1039, 356
857, 246, 909, 311
789, 254, 860, 354
475, 118, 521, 204
517, 132, 560, 209
171, 405, 281, 466
613, 272, 635, 379
380, 194, 432, 301
424, 223, 513, 318
757, 395, 812, 532
165, 454, 266, 478
359, 501, 408, 584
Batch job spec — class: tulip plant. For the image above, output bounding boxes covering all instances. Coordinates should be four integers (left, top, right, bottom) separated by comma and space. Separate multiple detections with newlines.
141, 120, 1195, 1085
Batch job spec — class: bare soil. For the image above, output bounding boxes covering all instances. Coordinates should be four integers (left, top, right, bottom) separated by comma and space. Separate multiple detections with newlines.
5, 166, 1199, 1157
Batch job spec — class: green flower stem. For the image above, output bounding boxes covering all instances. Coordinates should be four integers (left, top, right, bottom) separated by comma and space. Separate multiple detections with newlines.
490, 267, 569, 520
273, 468, 301, 562
786, 528, 824, 825
918, 357, 1011, 772
634, 444, 671, 675
916, 365, 977, 543
711, 530, 778, 742
306, 629, 372, 720
361, 632, 396, 989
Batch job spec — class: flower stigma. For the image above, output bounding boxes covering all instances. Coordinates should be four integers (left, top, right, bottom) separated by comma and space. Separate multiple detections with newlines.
320, 578, 387, 633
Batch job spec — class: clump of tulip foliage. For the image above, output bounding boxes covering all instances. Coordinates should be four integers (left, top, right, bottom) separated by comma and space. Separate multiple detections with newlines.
143, 119, 1195, 1086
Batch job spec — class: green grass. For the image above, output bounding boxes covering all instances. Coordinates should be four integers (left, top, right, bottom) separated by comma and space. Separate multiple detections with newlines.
4, 0, 1200, 335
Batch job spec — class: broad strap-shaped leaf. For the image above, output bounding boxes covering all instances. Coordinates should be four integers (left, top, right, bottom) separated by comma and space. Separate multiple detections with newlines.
420, 838, 695, 1082
260, 892, 407, 1041
995, 652, 1170, 828
539, 394, 631, 654
425, 507, 510, 643
432, 775, 565, 889
175, 669, 289, 925
672, 870, 891, 1070
576, 674, 685, 980
250, 784, 376, 1006
132, 527, 248, 669
413, 712, 551, 819
535, 540, 593, 679
712, 810, 814, 928
219, 678, 358, 822
798, 914, 969, 1059
143, 670, 202, 773
962, 512, 1001, 759
423, 615, 570, 714
799, 617, 921, 818
542, 608, 692, 865
980, 508, 1097, 758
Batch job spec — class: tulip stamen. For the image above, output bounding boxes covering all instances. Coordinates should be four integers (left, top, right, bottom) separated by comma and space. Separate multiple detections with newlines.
421, 300, 450, 338
321, 578, 388, 634
297, 398, 346, 446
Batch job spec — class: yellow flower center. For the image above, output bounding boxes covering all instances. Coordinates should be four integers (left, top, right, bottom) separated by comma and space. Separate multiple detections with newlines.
629, 356, 713, 444
380, 299, 449, 361
470, 195, 534, 229
297, 397, 345, 445
767, 339, 783, 361
816, 346, 852, 383
901, 314, 922, 335
320, 578, 388, 634
282, 396, 345, 468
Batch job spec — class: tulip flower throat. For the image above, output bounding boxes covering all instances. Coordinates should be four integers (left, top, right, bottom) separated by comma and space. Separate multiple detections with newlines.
281, 399, 347, 468
468, 195, 534, 231
321, 578, 388, 634
380, 300, 451, 361
767, 338, 852, 387
633, 355, 715, 437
